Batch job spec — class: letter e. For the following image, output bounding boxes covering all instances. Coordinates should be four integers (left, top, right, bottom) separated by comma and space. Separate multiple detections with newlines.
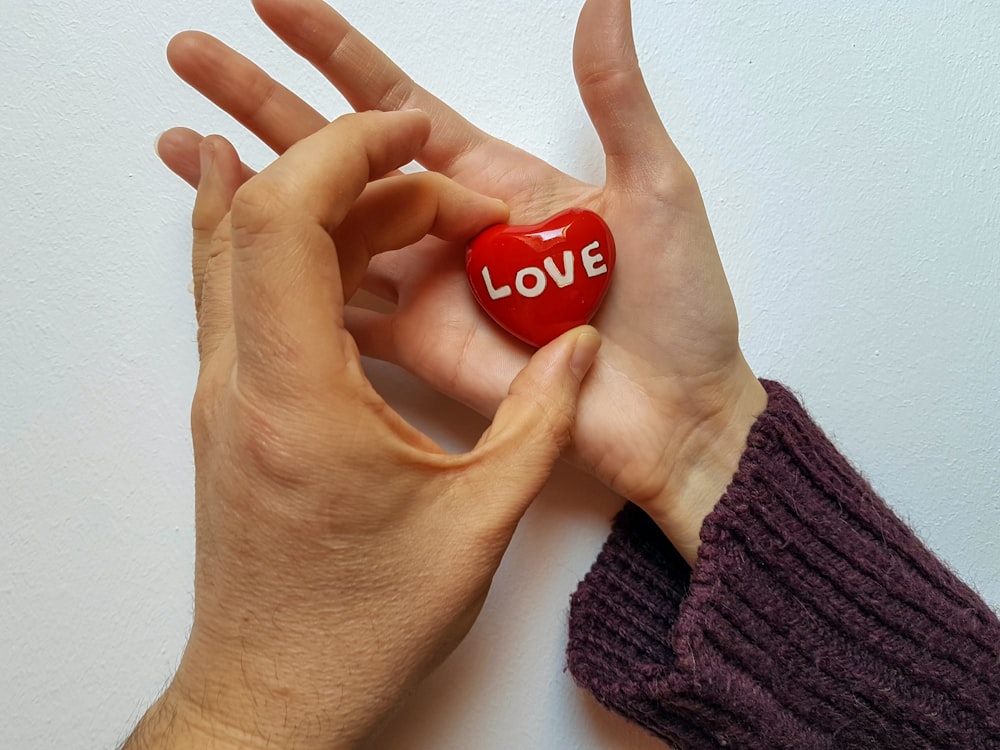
581, 241, 607, 277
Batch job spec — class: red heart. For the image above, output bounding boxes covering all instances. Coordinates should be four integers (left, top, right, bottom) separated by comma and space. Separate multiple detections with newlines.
466, 208, 616, 347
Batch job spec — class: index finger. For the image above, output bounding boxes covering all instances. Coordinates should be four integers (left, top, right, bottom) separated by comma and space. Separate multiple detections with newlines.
228, 109, 431, 391
252, 0, 491, 173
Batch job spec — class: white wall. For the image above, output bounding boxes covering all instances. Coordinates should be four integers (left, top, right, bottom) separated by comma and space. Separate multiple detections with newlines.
2, 1, 997, 747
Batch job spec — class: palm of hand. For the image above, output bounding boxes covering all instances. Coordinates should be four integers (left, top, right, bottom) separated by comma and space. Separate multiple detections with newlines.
361, 140, 743, 503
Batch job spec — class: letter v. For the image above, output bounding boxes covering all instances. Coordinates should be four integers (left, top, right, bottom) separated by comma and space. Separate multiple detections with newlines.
543, 251, 575, 288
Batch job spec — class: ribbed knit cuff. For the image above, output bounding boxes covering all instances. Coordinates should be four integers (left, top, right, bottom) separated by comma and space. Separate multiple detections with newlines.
567, 381, 1000, 749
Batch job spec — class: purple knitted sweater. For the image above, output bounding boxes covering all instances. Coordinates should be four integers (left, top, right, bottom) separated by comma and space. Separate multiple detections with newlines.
567, 381, 1000, 749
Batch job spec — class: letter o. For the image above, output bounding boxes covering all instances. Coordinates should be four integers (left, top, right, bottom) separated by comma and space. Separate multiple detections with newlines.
515, 267, 547, 298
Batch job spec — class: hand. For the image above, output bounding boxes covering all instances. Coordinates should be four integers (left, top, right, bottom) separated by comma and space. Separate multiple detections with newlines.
156, 0, 767, 564
129, 111, 600, 749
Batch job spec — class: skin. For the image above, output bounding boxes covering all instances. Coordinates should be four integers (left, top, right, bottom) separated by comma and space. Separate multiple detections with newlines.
126, 111, 601, 749
156, 0, 768, 566
132, 0, 771, 746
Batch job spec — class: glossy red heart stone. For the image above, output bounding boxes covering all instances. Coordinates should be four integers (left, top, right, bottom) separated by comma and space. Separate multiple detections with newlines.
466, 208, 616, 347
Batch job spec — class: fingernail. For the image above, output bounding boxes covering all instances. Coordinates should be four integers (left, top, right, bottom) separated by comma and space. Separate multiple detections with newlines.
570, 327, 601, 380
154, 131, 166, 157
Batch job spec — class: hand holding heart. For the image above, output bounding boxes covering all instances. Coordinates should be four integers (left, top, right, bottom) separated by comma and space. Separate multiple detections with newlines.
128, 110, 600, 749
156, 0, 767, 564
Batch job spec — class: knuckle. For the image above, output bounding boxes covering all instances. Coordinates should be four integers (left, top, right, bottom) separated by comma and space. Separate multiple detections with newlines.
207, 229, 230, 264
229, 178, 293, 240
515, 384, 575, 450
329, 112, 369, 147
374, 76, 415, 112
648, 160, 701, 204
406, 171, 443, 209
230, 400, 314, 492
577, 63, 638, 94
242, 72, 281, 122
541, 396, 576, 444
191, 207, 218, 236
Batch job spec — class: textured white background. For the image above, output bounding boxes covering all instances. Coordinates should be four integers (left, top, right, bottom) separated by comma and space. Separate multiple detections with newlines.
2, 1, 998, 748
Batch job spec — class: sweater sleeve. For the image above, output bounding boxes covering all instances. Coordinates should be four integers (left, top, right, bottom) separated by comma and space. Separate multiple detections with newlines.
567, 380, 1000, 750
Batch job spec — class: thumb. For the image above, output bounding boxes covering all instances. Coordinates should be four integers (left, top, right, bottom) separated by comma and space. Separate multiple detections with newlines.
462, 326, 601, 526
573, 0, 688, 194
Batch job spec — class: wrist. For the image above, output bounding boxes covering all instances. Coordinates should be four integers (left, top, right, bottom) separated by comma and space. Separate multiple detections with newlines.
642, 362, 767, 566
122, 688, 269, 750
148, 632, 362, 750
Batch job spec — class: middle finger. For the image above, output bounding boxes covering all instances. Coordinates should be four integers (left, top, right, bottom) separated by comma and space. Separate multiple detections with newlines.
167, 31, 330, 154
253, 0, 492, 174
